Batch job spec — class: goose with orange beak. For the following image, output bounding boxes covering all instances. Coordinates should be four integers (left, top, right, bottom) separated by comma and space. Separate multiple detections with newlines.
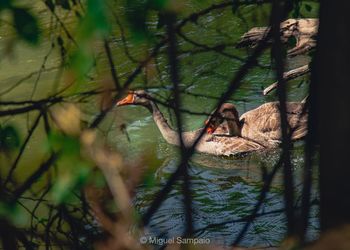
116, 90, 266, 156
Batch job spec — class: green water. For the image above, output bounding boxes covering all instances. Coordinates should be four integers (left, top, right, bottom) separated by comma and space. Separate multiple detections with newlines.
0, 1, 319, 247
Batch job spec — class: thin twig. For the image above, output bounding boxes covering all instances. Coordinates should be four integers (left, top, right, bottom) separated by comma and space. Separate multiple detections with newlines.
103, 39, 122, 90
4, 113, 42, 186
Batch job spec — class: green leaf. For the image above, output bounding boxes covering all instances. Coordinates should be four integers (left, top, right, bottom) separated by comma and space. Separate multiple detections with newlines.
12, 7, 40, 44
305, 4, 312, 12
51, 165, 91, 204
0, 202, 28, 226
93, 171, 107, 188
85, 0, 110, 36
0, 0, 11, 10
0, 125, 20, 151
69, 48, 94, 79
48, 132, 81, 157
143, 171, 156, 188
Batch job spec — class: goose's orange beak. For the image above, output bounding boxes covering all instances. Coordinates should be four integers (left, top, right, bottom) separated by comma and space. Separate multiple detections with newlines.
204, 120, 215, 134
206, 127, 215, 134
116, 93, 135, 106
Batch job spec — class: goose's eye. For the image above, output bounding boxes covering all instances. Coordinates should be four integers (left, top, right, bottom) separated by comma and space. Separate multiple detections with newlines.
136, 94, 145, 100
138, 94, 148, 99
218, 115, 225, 123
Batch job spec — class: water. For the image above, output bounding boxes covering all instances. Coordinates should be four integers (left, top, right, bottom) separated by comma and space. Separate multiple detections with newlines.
130, 145, 319, 247
0, 1, 319, 247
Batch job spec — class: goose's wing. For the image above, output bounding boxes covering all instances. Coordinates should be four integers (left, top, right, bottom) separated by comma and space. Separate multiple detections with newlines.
240, 103, 281, 140
197, 135, 265, 156
240, 102, 308, 142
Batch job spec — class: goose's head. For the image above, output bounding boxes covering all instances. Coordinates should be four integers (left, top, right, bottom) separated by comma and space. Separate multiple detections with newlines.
205, 103, 242, 136
116, 90, 152, 107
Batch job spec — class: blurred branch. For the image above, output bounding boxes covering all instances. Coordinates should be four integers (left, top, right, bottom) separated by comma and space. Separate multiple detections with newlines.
0, 104, 49, 117
177, 29, 246, 63
43, 1, 78, 47
110, 7, 140, 63
297, 77, 316, 243
270, 0, 295, 236
165, 13, 193, 237
11, 153, 59, 202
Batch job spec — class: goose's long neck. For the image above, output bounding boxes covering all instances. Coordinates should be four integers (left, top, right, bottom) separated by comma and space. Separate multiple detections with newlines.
148, 102, 180, 145
148, 102, 203, 146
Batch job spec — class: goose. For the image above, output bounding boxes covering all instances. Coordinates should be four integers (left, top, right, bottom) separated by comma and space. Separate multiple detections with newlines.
205, 102, 308, 147
116, 90, 265, 156
237, 18, 318, 57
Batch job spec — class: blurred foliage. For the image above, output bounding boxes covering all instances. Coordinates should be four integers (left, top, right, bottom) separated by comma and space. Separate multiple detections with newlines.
0, 125, 20, 152
12, 7, 40, 44
0, 0, 40, 44
69, 0, 172, 79
70, 0, 111, 80
124, 0, 169, 41
50, 164, 91, 204
80, 0, 111, 38
0, 202, 28, 226
47, 104, 93, 205
48, 132, 81, 157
